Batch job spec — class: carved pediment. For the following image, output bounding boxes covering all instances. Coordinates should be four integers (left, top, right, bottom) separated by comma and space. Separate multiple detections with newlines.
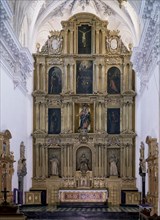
40, 31, 63, 55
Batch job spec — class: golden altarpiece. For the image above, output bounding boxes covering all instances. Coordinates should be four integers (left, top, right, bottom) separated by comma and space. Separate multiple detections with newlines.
28, 13, 140, 205
0, 130, 15, 204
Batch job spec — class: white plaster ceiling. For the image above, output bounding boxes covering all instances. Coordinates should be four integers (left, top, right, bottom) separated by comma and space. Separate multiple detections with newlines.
8, 0, 142, 53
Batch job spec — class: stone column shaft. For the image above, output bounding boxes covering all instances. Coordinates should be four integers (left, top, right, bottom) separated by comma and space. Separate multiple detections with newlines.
70, 65, 73, 93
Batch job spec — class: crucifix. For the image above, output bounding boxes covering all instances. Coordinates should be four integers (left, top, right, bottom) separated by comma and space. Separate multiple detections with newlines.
1, 187, 10, 205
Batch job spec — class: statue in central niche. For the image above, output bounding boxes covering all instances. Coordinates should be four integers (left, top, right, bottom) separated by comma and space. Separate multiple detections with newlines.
79, 153, 89, 173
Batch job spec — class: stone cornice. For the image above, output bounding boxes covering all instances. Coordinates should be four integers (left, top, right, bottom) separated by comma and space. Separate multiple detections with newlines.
131, 0, 160, 94
0, 0, 33, 94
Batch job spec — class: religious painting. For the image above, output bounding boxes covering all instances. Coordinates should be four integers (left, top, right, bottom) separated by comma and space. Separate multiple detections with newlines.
48, 108, 61, 134
76, 146, 92, 172
75, 103, 93, 133
76, 60, 93, 94
78, 25, 91, 54
107, 67, 120, 94
48, 148, 61, 177
48, 67, 62, 94
107, 108, 120, 134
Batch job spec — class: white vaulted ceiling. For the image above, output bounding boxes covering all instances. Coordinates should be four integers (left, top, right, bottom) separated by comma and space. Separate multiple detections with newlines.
7, 0, 142, 53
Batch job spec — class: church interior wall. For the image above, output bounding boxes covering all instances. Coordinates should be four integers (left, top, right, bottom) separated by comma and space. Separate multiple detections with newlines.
135, 63, 160, 211
0, 65, 33, 193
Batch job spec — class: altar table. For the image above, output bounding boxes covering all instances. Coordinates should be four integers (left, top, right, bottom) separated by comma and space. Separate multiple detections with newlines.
59, 189, 108, 203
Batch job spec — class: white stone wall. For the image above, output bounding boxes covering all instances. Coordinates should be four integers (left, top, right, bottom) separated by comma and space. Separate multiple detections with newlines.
0, 0, 33, 194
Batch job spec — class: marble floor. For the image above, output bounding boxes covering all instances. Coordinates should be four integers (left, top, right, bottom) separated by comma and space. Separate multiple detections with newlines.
20, 205, 139, 220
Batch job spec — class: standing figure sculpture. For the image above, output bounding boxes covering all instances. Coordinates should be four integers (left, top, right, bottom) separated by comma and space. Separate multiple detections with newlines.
50, 156, 59, 176
78, 104, 91, 130
110, 155, 118, 176
79, 153, 89, 173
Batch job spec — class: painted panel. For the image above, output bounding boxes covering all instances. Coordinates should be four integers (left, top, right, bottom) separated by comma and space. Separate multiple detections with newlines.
107, 108, 120, 134
76, 60, 93, 94
107, 67, 120, 94
48, 67, 62, 94
48, 108, 61, 134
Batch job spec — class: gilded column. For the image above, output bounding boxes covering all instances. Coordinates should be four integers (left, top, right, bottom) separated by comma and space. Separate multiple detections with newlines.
42, 64, 45, 91
36, 63, 40, 90
64, 65, 68, 93
67, 145, 69, 177
64, 146, 66, 177
99, 103, 102, 131
70, 30, 73, 54
42, 145, 45, 178
128, 64, 132, 91
35, 102, 40, 130
122, 64, 126, 92
61, 146, 64, 177
128, 103, 132, 131
101, 64, 105, 93
67, 103, 70, 132
45, 147, 48, 177
96, 64, 99, 92
102, 30, 106, 54
36, 143, 40, 178
70, 64, 74, 93
98, 145, 101, 177
122, 103, 126, 131
64, 28, 68, 54
96, 29, 99, 54
105, 146, 107, 177
96, 103, 99, 131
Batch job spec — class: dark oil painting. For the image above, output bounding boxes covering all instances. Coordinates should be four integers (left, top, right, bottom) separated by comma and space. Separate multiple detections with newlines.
48, 67, 62, 94
48, 108, 61, 134
107, 108, 120, 134
107, 67, 120, 94
76, 60, 93, 94
78, 25, 91, 54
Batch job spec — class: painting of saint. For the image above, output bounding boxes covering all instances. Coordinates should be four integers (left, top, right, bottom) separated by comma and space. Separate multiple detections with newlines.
78, 25, 91, 54
48, 108, 61, 134
48, 67, 62, 94
107, 67, 120, 94
107, 108, 120, 134
76, 60, 93, 94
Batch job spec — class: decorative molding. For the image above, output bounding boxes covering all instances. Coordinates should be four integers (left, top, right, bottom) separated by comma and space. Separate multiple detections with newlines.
131, 0, 160, 94
0, 0, 33, 94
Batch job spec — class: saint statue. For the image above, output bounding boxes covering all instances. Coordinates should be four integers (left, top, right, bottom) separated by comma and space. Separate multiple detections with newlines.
50, 156, 59, 176
109, 155, 118, 176
79, 153, 89, 173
